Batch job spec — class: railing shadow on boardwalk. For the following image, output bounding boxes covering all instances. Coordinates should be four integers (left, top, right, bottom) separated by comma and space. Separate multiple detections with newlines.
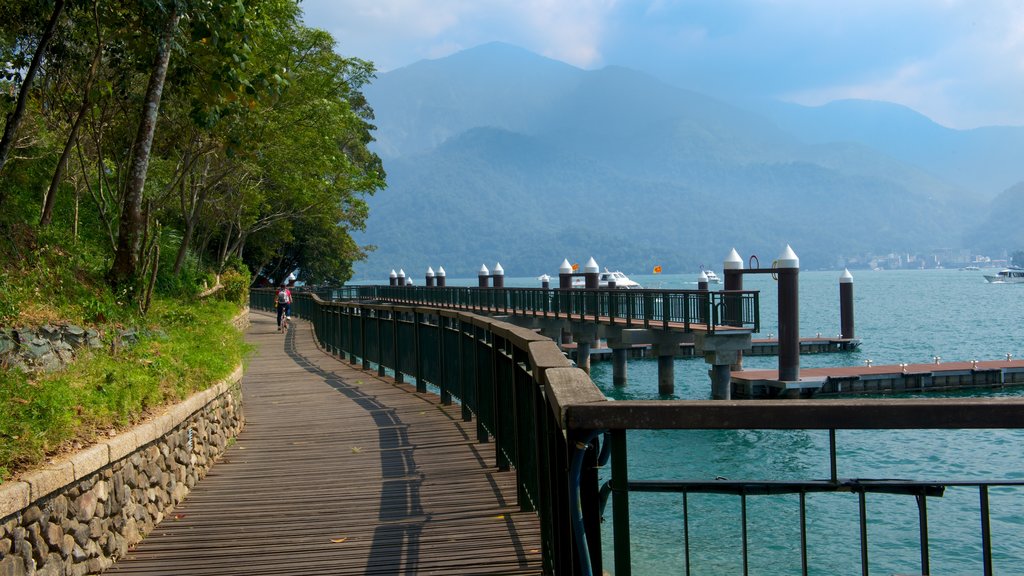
108, 312, 543, 576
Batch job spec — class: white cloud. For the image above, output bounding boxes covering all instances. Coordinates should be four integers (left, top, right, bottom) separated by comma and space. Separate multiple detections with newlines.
301, 0, 1024, 127
302, 0, 617, 70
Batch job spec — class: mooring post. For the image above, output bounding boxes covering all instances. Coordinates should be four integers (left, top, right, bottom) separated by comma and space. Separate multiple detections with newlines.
478, 264, 490, 288
777, 245, 800, 382
397, 268, 406, 287
584, 257, 600, 289
612, 347, 628, 386
436, 266, 446, 287
697, 269, 710, 325
492, 262, 505, 288
540, 274, 550, 289
723, 249, 744, 326
425, 266, 435, 288
840, 268, 855, 339
389, 269, 397, 287
559, 259, 573, 289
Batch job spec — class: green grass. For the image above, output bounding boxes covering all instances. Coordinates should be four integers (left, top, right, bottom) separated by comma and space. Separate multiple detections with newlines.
0, 225, 253, 484
0, 299, 251, 483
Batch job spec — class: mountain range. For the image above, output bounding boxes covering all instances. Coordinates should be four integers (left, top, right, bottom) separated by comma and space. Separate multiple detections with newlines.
352, 42, 1024, 279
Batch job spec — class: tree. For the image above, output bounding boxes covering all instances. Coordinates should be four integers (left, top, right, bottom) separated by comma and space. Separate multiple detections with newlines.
107, 2, 180, 291
0, 0, 65, 190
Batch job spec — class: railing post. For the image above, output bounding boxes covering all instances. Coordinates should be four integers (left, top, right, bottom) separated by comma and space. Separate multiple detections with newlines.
414, 311, 425, 393
611, 429, 631, 576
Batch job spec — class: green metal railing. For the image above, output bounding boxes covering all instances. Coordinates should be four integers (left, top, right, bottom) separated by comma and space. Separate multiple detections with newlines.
253, 289, 1024, 576
326, 284, 759, 333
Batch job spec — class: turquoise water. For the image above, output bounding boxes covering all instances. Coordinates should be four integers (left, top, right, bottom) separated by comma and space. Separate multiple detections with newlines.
581, 269, 1024, 575
439, 269, 1023, 574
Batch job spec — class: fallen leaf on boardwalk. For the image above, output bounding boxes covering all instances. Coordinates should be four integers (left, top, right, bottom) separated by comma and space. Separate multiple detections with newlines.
419, 411, 426, 415
529, 549, 540, 554
351, 447, 362, 453
174, 514, 186, 520
330, 537, 348, 544
355, 380, 363, 385
494, 515, 505, 520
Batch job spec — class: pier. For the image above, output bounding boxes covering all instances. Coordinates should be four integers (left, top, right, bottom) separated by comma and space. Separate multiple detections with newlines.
53, 289, 1023, 576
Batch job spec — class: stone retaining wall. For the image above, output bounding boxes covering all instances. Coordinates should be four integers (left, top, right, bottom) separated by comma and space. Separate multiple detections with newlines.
0, 365, 246, 576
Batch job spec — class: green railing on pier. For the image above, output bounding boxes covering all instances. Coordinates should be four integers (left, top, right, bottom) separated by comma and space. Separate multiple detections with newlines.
323, 284, 759, 333
253, 289, 1024, 576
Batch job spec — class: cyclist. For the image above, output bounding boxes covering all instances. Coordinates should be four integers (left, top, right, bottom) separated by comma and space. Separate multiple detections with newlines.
275, 284, 292, 332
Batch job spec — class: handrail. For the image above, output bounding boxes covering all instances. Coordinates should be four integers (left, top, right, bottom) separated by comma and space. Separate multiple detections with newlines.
253, 288, 1024, 576
325, 284, 759, 333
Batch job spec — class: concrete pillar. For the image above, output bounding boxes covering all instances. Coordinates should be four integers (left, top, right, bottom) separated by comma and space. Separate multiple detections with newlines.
397, 269, 406, 287
436, 266, 446, 287
425, 267, 435, 287
389, 269, 397, 287
710, 364, 731, 400
584, 257, 600, 290
559, 259, 573, 289
612, 347, 628, 386
658, 354, 675, 395
723, 249, 744, 328
576, 340, 592, 374
478, 264, 490, 288
492, 262, 505, 288
840, 268, 855, 339
777, 245, 800, 382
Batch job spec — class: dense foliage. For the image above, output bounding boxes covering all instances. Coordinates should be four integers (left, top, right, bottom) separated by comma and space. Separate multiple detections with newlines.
0, 0, 384, 296
0, 0, 383, 481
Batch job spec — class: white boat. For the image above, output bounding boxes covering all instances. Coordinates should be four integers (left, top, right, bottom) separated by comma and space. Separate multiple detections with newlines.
572, 268, 643, 289
983, 267, 1024, 283
960, 265, 981, 271
704, 270, 721, 284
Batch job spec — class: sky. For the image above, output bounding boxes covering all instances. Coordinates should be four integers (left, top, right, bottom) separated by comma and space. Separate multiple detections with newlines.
299, 0, 1024, 130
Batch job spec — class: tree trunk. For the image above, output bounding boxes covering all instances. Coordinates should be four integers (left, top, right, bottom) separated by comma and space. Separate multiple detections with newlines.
41, 0, 102, 227
108, 6, 179, 290
0, 0, 66, 209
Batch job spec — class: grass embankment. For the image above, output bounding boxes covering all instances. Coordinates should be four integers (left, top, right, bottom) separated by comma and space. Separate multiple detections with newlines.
0, 232, 251, 484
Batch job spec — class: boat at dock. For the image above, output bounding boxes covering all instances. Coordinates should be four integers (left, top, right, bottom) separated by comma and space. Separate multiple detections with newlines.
571, 268, 643, 289
983, 267, 1024, 283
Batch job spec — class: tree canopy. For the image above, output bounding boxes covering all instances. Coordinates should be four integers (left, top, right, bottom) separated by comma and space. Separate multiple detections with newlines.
0, 0, 384, 300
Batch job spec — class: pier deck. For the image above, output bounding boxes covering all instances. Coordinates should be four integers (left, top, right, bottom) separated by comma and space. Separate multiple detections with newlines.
109, 312, 542, 575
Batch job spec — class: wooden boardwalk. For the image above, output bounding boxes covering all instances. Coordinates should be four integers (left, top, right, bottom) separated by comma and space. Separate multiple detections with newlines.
109, 312, 543, 575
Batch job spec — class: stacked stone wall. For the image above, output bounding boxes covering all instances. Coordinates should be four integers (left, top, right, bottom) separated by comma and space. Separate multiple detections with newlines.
0, 367, 245, 576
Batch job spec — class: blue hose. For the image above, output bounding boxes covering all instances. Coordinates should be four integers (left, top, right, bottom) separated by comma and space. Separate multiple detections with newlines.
570, 431, 604, 576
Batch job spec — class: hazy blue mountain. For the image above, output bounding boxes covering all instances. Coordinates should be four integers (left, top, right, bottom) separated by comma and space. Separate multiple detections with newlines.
353, 44, 1009, 280
964, 182, 1024, 254
759, 99, 1024, 198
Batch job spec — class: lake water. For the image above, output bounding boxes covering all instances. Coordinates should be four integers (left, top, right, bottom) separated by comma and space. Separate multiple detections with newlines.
492, 269, 1023, 575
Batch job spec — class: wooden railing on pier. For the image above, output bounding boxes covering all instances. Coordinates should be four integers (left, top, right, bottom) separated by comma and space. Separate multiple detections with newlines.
246, 289, 1024, 576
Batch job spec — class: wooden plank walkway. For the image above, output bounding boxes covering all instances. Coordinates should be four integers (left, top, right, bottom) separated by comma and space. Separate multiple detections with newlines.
109, 312, 543, 575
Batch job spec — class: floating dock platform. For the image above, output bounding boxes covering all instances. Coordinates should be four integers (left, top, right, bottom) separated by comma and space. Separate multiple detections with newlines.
731, 360, 1024, 399
564, 336, 860, 361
